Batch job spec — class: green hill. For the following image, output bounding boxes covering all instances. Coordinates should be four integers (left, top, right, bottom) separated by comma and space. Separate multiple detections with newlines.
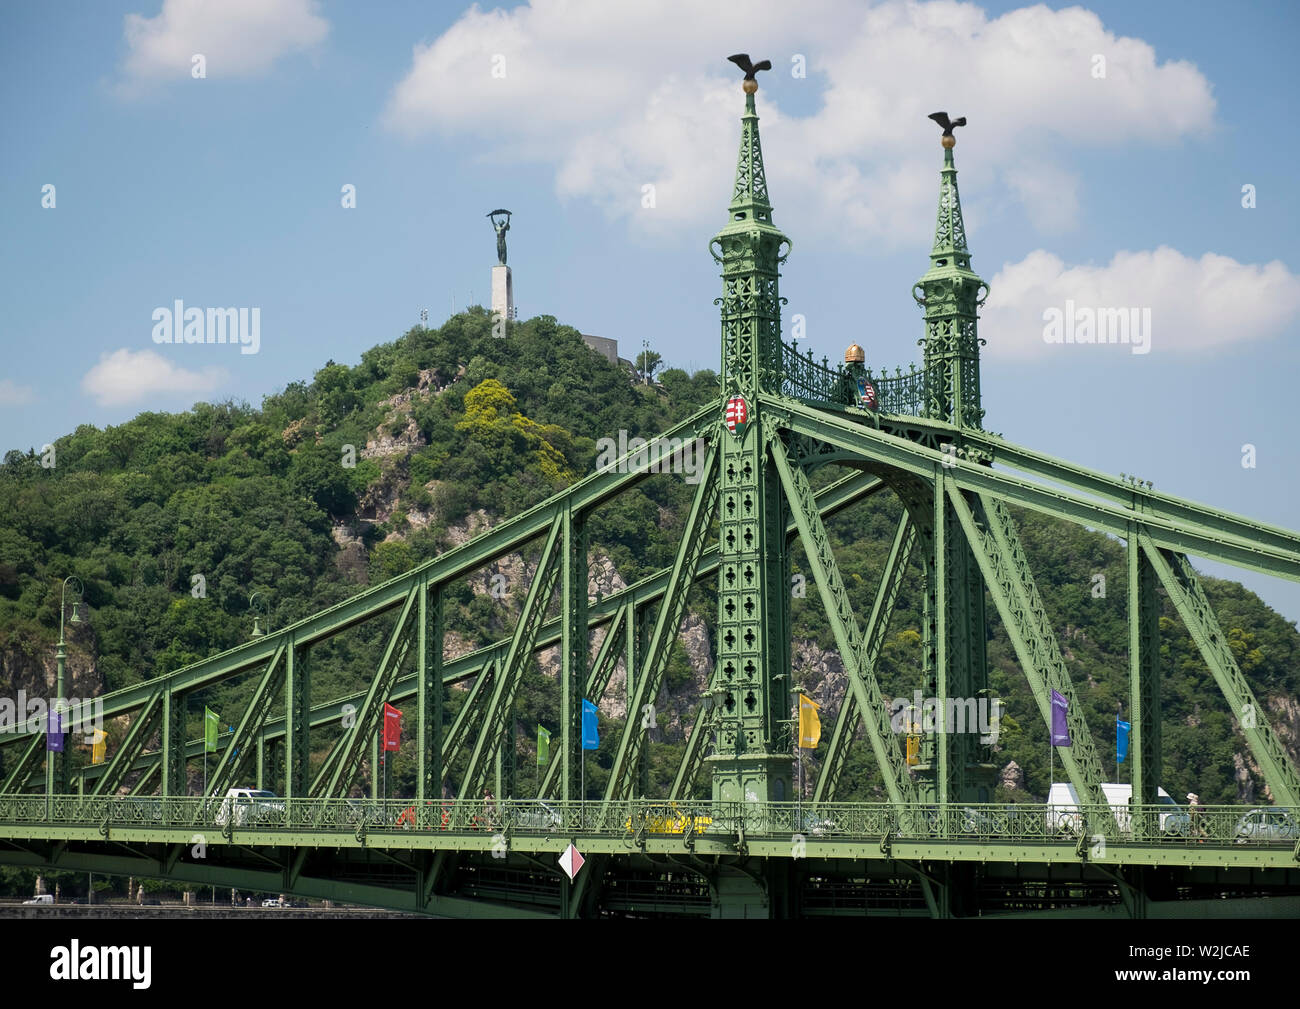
2, 307, 1298, 811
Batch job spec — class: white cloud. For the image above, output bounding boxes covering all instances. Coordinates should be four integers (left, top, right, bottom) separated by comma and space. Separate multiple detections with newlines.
120, 0, 328, 83
382, 0, 1215, 244
81, 349, 227, 407
982, 247, 1300, 357
0, 380, 35, 407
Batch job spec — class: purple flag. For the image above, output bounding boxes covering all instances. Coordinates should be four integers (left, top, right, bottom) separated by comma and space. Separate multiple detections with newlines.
46, 710, 64, 753
1050, 689, 1071, 747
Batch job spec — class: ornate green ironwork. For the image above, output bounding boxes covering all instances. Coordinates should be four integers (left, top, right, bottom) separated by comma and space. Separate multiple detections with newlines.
913, 122, 987, 428
4, 59, 1300, 919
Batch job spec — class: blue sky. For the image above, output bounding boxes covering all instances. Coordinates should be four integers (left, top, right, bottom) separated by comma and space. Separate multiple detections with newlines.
2, 0, 1299, 621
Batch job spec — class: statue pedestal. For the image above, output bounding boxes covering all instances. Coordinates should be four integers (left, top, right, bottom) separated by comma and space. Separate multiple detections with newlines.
491, 265, 513, 334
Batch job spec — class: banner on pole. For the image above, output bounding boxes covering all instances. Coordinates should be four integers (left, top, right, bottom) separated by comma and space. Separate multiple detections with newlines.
581, 699, 599, 750
797, 694, 821, 749
1049, 689, 1072, 747
204, 707, 219, 753
383, 703, 403, 751
1116, 718, 1131, 764
46, 710, 63, 753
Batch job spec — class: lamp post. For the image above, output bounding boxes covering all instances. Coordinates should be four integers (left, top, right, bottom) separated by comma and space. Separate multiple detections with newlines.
249, 592, 268, 638
46, 576, 83, 807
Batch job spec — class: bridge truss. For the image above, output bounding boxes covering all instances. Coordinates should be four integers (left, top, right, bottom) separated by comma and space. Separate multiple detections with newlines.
2, 66, 1299, 919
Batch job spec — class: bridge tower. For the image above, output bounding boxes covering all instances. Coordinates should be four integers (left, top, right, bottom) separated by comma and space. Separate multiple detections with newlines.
908, 120, 996, 804
705, 71, 795, 804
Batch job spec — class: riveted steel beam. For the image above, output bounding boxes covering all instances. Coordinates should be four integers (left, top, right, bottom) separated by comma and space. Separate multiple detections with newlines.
882, 415, 1300, 562
946, 488, 1106, 808
89, 689, 163, 797
770, 436, 917, 807
1142, 541, 1300, 810
814, 513, 916, 804
540, 604, 627, 800
462, 515, 565, 796
604, 438, 721, 801
314, 585, 419, 798
1128, 528, 1162, 815
206, 640, 287, 798
770, 397, 1300, 582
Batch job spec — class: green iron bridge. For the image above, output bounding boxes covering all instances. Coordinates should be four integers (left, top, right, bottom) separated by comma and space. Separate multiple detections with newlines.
3, 61, 1299, 919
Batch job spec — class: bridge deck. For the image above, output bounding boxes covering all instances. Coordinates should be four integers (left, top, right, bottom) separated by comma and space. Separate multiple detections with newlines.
2, 795, 1295, 869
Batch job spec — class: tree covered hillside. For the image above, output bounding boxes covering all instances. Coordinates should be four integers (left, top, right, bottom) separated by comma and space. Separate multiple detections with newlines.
1, 307, 1297, 807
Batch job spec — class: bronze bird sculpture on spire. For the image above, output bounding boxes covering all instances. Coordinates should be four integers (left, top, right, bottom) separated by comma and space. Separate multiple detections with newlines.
928, 111, 967, 147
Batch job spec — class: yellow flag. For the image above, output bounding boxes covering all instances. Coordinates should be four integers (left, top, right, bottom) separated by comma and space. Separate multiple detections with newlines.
91, 730, 107, 765
798, 694, 821, 749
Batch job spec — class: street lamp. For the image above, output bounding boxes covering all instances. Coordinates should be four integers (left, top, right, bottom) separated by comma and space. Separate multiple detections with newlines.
47, 576, 83, 804
249, 593, 268, 638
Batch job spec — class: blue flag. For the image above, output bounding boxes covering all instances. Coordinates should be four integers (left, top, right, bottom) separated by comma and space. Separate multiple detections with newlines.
581, 699, 599, 750
1116, 718, 1131, 764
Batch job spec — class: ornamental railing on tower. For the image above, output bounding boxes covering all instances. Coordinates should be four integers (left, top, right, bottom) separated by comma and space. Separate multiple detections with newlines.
780, 340, 933, 418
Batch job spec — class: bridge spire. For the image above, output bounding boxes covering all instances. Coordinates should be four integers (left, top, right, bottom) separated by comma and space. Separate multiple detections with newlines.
914, 113, 987, 428
711, 57, 790, 398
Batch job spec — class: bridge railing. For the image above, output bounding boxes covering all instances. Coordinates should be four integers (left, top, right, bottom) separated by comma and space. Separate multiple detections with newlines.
1, 795, 1294, 849
778, 341, 931, 417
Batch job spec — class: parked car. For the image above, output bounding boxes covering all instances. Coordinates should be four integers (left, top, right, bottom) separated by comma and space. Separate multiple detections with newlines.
215, 788, 285, 827
1234, 808, 1299, 844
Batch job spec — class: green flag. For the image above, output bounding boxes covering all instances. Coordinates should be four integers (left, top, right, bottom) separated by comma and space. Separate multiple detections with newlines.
537, 725, 551, 767
204, 707, 219, 753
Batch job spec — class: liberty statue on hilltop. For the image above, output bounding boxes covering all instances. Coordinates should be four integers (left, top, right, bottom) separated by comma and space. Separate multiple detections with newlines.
487, 209, 512, 266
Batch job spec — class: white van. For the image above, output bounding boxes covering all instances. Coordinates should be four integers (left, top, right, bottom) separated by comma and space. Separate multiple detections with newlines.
1047, 782, 1188, 835
215, 787, 285, 827
22, 894, 53, 905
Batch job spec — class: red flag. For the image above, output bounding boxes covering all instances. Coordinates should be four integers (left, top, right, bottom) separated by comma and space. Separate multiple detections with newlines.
382, 703, 402, 752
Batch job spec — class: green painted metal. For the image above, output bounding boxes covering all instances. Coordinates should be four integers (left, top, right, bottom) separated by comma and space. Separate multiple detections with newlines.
605, 439, 720, 800
946, 489, 1106, 809
416, 577, 442, 805
6, 66, 1300, 921
560, 501, 587, 802
914, 132, 987, 428
89, 688, 162, 797
703, 74, 796, 806
1142, 541, 1300, 809
770, 437, 916, 806
463, 515, 565, 796
771, 397, 1300, 583
284, 638, 310, 799
0, 734, 43, 794
315, 585, 418, 798
813, 513, 915, 804
540, 602, 626, 799
1128, 528, 1162, 814
207, 640, 287, 798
